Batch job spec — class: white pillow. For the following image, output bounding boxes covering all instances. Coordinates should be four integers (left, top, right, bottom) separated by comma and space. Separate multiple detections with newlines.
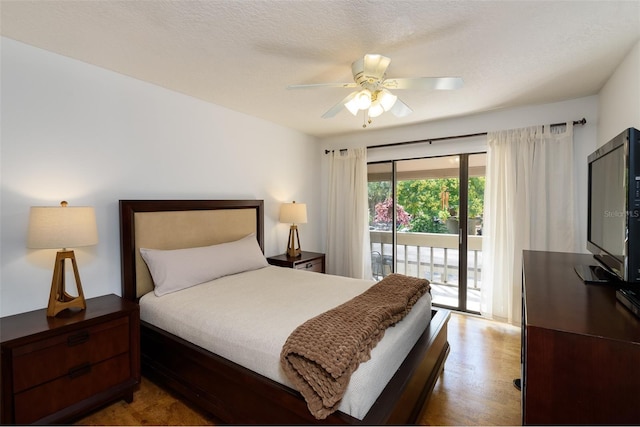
140, 234, 269, 296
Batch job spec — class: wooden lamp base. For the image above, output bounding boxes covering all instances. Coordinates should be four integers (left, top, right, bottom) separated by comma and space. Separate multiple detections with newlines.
286, 225, 302, 258
47, 249, 86, 317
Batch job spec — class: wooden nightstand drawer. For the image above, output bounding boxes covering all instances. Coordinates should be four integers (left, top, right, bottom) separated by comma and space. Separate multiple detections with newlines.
267, 251, 326, 274
13, 353, 131, 424
295, 258, 324, 273
1, 294, 140, 425
12, 317, 130, 392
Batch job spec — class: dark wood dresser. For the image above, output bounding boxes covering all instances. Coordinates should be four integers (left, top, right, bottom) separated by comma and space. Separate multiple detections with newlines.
0, 294, 140, 424
522, 250, 640, 425
267, 251, 325, 273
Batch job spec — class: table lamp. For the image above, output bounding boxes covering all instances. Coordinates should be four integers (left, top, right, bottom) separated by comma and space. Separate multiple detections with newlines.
27, 201, 99, 317
279, 201, 307, 257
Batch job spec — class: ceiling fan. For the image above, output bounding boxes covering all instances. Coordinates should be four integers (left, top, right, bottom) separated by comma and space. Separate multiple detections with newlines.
288, 54, 463, 126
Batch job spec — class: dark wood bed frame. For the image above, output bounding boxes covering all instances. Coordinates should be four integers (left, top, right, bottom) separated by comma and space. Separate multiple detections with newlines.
119, 199, 450, 424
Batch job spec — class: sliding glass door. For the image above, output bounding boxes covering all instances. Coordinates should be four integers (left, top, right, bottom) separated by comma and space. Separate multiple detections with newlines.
368, 153, 485, 313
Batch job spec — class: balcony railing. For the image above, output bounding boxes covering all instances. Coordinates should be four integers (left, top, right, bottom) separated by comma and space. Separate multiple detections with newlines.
369, 230, 483, 290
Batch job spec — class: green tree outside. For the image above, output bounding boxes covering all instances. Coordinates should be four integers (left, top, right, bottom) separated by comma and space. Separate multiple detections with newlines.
369, 177, 485, 234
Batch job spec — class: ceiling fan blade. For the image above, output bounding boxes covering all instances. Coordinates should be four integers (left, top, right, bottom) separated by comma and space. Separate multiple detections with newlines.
390, 98, 413, 118
383, 77, 464, 90
321, 91, 358, 119
287, 82, 357, 89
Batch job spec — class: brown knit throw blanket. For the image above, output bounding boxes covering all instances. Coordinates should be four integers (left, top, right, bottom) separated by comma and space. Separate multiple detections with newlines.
280, 273, 430, 420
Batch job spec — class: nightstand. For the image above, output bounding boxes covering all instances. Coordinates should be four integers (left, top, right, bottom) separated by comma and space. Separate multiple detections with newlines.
0, 294, 140, 424
267, 251, 326, 273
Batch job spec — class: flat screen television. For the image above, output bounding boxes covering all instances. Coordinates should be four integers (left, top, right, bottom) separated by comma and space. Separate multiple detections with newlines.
577, 127, 640, 284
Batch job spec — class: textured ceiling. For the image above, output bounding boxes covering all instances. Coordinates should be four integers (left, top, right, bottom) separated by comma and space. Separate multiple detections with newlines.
2, 0, 639, 137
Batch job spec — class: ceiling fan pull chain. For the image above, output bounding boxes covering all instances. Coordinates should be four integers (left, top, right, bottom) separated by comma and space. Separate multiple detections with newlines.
361, 109, 375, 128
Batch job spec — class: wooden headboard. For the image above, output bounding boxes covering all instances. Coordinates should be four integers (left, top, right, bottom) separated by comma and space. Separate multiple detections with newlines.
119, 200, 264, 301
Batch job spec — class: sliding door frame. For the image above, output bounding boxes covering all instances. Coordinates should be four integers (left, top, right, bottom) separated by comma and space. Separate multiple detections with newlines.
367, 151, 483, 313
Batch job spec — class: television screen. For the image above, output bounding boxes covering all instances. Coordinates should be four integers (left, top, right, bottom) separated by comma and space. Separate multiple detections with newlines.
589, 145, 626, 265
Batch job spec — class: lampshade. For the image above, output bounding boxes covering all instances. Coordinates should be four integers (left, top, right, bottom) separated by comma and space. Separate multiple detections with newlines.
27, 201, 98, 317
279, 202, 307, 225
28, 203, 98, 249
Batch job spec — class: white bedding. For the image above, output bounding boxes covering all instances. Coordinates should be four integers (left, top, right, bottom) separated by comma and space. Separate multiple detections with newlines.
139, 266, 432, 420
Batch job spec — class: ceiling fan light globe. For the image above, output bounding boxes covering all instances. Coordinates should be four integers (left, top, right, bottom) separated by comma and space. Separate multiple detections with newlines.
355, 90, 372, 110
368, 102, 384, 118
344, 97, 360, 115
379, 89, 398, 111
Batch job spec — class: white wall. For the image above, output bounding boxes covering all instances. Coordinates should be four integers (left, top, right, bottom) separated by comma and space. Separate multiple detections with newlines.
319, 96, 599, 255
598, 40, 640, 146
0, 38, 322, 316
7, 35, 635, 318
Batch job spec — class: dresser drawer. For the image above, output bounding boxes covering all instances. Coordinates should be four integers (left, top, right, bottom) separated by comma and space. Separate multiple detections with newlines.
12, 317, 129, 393
295, 258, 324, 273
13, 352, 131, 424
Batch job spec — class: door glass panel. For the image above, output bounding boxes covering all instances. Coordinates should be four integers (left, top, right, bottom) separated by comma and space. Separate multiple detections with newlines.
368, 162, 393, 280
466, 153, 486, 313
394, 156, 460, 308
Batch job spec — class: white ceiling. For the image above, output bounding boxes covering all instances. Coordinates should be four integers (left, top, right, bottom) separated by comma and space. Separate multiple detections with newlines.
2, 1, 639, 138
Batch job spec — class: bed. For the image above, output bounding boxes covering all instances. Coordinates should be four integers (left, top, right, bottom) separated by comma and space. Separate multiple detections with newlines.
119, 199, 450, 424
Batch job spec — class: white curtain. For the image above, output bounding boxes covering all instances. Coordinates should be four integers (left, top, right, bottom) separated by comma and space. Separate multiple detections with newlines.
482, 124, 577, 324
326, 147, 372, 279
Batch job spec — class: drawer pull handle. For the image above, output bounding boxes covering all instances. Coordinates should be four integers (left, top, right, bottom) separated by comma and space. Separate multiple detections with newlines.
67, 330, 90, 346
68, 363, 91, 379
306, 263, 313, 269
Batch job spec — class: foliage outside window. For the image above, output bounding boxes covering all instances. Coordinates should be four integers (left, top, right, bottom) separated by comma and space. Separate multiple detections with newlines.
369, 177, 485, 234
372, 197, 411, 230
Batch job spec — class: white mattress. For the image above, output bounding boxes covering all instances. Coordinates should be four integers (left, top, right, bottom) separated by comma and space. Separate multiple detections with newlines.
139, 266, 432, 420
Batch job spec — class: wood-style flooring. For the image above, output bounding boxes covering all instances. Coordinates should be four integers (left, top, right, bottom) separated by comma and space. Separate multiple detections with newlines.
420, 313, 522, 425
77, 312, 522, 426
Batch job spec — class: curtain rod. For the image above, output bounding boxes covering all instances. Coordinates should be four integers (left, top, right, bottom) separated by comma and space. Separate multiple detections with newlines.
324, 117, 586, 154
